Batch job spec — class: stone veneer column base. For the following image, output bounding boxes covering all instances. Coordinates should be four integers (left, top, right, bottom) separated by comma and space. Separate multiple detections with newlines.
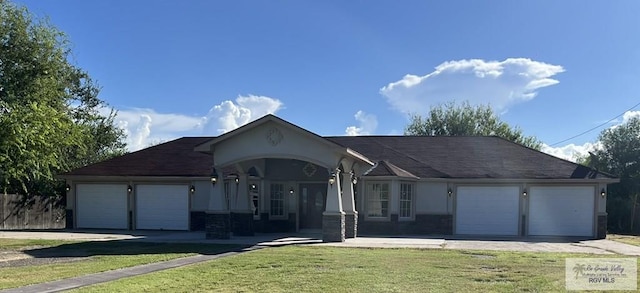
322, 213, 345, 242
344, 212, 358, 238
231, 212, 255, 236
205, 211, 231, 239
65, 209, 74, 229
597, 214, 607, 239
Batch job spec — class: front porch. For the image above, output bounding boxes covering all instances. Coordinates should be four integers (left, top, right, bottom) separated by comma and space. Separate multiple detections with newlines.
194, 116, 373, 242
203, 158, 361, 242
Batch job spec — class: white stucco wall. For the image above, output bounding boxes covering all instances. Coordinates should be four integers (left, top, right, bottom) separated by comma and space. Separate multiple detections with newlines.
191, 180, 211, 211
416, 181, 449, 214
213, 121, 342, 169
597, 183, 607, 214
67, 181, 75, 209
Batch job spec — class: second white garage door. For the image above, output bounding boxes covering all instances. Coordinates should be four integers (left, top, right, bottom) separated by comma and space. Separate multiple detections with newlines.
136, 185, 189, 230
456, 186, 520, 235
528, 186, 594, 237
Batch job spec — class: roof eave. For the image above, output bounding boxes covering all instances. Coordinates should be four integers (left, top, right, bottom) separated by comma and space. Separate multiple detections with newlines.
345, 148, 375, 166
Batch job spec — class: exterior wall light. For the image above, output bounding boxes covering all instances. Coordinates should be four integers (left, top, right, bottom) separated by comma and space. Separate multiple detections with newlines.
522, 189, 528, 197
234, 176, 240, 185
250, 183, 257, 190
447, 188, 452, 197
351, 172, 358, 185
329, 172, 336, 186
65, 184, 71, 192
127, 185, 133, 193
211, 168, 219, 185
601, 188, 606, 198
289, 187, 294, 195
190, 185, 196, 194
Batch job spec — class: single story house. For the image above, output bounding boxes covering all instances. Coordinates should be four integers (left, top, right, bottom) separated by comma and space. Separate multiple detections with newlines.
61, 115, 617, 242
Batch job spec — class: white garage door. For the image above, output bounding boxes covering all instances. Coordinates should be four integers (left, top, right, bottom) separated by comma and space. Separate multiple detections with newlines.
76, 184, 128, 229
136, 185, 189, 230
528, 186, 594, 237
456, 186, 520, 235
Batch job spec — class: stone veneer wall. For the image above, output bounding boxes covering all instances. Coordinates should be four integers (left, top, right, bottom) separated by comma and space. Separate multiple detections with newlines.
190, 211, 206, 231
205, 212, 231, 239
597, 214, 607, 239
65, 209, 74, 229
254, 213, 296, 233
231, 212, 254, 236
358, 214, 453, 235
322, 213, 345, 242
344, 213, 357, 238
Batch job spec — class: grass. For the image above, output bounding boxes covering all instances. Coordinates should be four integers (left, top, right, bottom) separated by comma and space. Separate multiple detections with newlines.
0, 239, 238, 290
608, 234, 640, 246
74, 246, 637, 293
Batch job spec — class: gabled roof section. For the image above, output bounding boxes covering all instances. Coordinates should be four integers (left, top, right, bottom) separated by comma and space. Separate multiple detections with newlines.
364, 160, 419, 179
326, 136, 616, 180
194, 114, 374, 166
61, 137, 213, 177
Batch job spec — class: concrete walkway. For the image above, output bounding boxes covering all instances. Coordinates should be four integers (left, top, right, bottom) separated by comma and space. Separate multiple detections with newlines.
2, 231, 640, 292
0, 246, 263, 293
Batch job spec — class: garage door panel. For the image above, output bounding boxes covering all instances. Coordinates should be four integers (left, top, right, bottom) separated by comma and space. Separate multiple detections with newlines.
136, 185, 189, 230
76, 184, 128, 229
456, 186, 520, 236
528, 186, 594, 237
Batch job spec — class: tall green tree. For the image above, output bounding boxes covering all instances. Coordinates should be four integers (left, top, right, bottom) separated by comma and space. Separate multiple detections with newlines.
590, 116, 640, 233
0, 0, 126, 196
405, 101, 542, 149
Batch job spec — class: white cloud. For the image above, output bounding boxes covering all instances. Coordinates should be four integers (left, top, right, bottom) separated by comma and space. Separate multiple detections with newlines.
110, 95, 283, 151
380, 58, 564, 114
622, 110, 640, 124
201, 95, 283, 134
345, 111, 378, 136
541, 110, 640, 162
541, 142, 601, 162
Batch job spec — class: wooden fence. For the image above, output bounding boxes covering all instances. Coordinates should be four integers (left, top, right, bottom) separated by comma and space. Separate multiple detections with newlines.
0, 194, 65, 230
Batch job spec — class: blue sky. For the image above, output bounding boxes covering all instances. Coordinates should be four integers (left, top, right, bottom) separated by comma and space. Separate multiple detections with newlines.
16, 0, 640, 160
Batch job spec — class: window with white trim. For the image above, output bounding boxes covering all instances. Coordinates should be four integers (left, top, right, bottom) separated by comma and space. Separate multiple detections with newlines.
270, 183, 285, 217
399, 182, 414, 219
366, 182, 389, 218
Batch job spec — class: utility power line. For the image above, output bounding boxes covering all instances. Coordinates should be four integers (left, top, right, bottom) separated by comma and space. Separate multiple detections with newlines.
549, 101, 640, 147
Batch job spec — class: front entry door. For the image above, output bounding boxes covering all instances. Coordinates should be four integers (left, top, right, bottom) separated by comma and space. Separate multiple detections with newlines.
299, 183, 326, 229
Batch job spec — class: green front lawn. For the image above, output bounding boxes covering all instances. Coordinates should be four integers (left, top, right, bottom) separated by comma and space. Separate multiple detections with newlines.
0, 239, 238, 289
608, 234, 640, 246
75, 246, 633, 293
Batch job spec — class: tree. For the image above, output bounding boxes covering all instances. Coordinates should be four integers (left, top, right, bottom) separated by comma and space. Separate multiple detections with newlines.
405, 101, 542, 149
0, 1, 126, 196
590, 116, 640, 233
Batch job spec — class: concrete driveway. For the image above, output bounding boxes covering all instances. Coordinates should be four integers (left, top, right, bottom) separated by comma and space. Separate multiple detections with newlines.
320, 236, 640, 256
2, 230, 640, 256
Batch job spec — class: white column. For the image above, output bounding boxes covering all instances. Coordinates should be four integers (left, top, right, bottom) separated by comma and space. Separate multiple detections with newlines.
208, 169, 227, 211
324, 169, 344, 214
232, 173, 251, 212
341, 171, 356, 214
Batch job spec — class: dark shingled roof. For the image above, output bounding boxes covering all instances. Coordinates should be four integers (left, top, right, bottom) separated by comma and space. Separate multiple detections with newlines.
63, 137, 213, 177
63, 135, 614, 180
326, 136, 613, 180
365, 161, 419, 179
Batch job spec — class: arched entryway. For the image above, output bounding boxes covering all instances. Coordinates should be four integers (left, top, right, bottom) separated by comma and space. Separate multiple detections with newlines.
194, 115, 372, 242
